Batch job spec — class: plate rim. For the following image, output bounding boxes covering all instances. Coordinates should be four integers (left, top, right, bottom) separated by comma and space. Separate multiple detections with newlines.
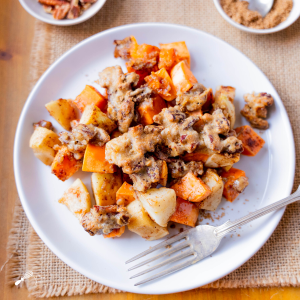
14, 23, 296, 294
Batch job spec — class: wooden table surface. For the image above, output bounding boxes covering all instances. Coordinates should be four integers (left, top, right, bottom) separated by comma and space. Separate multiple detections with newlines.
0, 1, 299, 299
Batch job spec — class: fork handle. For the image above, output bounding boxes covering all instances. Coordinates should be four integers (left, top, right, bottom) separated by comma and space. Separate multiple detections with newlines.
215, 185, 300, 238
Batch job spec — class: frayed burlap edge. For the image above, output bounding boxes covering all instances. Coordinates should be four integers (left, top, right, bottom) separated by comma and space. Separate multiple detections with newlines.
26, 224, 121, 298
5, 202, 27, 288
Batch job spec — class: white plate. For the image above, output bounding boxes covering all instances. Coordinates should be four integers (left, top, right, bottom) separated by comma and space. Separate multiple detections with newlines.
14, 23, 295, 294
19, 0, 107, 26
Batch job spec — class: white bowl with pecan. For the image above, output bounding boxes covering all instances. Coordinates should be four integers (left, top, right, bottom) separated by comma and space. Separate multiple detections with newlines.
19, 0, 107, 26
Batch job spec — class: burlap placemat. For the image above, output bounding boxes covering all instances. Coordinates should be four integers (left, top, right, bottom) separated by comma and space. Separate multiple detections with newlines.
6, 0, 300, 297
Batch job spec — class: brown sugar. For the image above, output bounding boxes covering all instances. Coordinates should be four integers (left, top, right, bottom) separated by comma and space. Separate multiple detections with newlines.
221, 0, 293, 29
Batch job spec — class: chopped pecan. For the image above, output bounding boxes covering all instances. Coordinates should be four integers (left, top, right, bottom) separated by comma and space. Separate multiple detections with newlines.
105, 124, 163, 174
98, 66, 139, 133
201, 109, 243, 154
153, 106, 200, 157
53, 3, 70, 19
176, 83, 212, 112
168, 159, 203, 178
33, 120, 53, 130
67, 0, 81, 19
241, 92, 274, 129
81, 206, 130, 236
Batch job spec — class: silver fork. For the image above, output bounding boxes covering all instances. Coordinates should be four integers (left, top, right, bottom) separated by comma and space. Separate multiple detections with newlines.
126, 186, 300, 286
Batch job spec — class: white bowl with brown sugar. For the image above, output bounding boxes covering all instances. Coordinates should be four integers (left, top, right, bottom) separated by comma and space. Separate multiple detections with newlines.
213, 0, 300, 34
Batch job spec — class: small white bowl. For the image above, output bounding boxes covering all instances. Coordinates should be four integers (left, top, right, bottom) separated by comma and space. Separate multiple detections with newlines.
19, 0, 107, 26
213, 0, 300, 34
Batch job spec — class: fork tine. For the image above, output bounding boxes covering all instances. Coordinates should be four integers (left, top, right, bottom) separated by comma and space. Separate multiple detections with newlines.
130, 248, 193, 279
128, 240, 189, 271
134, 256, 196, 286
126, 229, 194, 264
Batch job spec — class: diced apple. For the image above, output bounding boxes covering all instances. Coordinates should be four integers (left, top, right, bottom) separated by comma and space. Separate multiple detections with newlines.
29, 127, 61, 166
170, 197, 199, 227
171, 61, 197, 94
135, 187, 176, 227
51, 146, 81, 181
45, 99, 77, 131
127, 200, 169, 241
205, 153, 240, 168
82, 144, 116, 173
91, 172, 122, 206
197, 169, 224, 211
73, 85, 107, 112
160, 41, 191, 67
58, 178, 92, 220
213, 86, 236, 129
80, 104, 116, 133
171, 172, 211, 202
138, 95, 167, 126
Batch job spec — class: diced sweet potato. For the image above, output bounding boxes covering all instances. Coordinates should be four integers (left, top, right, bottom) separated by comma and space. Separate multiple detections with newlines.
170, 197, 199, 227
82, 144, 116, 173
159, 160, 168, 186
145, 68, 177, 101
171, 172, 211, 202
220, 168, 248, 202
171, 61, 197, 94
73, 85, 107, 112
138, 95, 167, 125
158, 48, 177, 71
103, 226, 125, 238
182, 148, 212, 163
51, 146, 81, 181
91, 172, 122, 206
116, 182, 135, 206
80, 104, 116, 133
235, 125, 265, 156
160, 41, 191, 67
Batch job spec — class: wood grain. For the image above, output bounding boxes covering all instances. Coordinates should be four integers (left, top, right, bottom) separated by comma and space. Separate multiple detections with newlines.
0, 0, 299, 299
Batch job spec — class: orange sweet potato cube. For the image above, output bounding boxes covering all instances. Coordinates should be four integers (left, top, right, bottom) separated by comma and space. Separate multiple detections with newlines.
235, 125, 265, 156
170, 61, 197, 94
146, 68, 177, 101
181, 148, 211, 163
160, 41, 191, 67
170, 197, 199, 227
51, 146, 81, 181
171, 172, 211, 202
138, 95, 167, 125
116, 182, 135, 206
73, 85, 107, 112
158, 48, 177, 71
103, 226, 125, 238
220, 168, 247, 202
82, 144, 116, 173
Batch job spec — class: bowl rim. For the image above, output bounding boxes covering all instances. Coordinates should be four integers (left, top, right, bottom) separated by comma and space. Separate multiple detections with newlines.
213, 0, 300, 34
18, 0, 107, 26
